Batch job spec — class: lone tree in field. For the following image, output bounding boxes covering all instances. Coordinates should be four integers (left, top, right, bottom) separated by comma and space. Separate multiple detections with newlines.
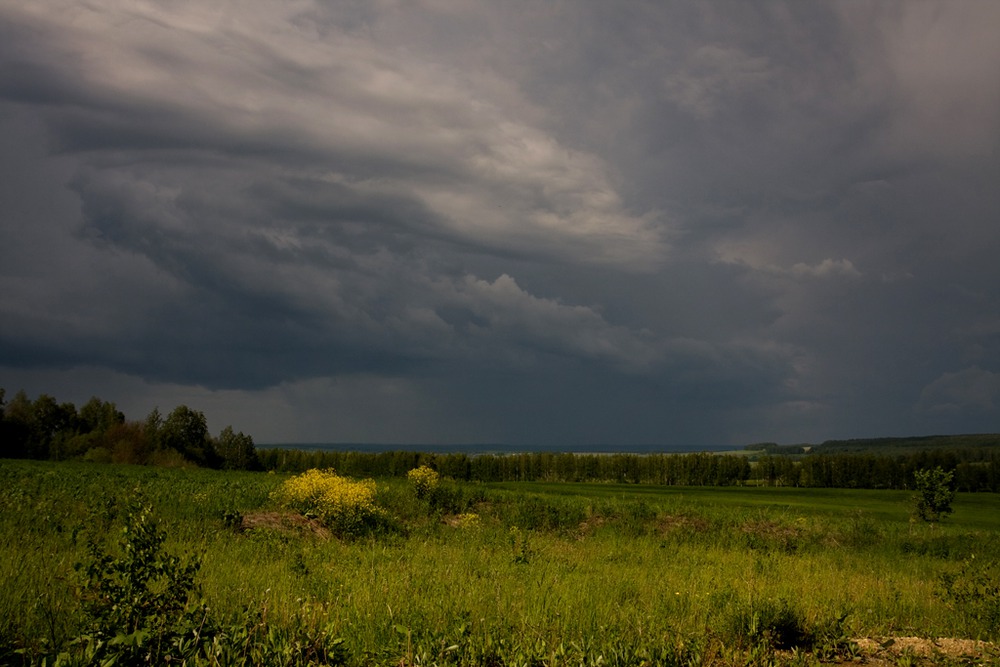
912, 466, 955, 522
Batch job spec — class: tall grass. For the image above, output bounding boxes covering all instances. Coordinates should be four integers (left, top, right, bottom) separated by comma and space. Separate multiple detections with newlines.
1, 459, 999, 665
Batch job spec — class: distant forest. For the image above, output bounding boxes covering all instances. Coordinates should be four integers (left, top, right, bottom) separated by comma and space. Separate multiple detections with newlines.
258, 445, 1000, 492
2, 388, 999, 491
0, 388, 260, 471
748, 433, 1000, 456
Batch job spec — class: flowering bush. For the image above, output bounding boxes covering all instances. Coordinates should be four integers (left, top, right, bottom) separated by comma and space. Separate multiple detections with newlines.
272, 469, 385, 537
407, 465, 440, 499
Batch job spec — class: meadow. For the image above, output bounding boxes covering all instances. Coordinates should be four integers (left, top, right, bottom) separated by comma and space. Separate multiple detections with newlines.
1, 459, 999, 666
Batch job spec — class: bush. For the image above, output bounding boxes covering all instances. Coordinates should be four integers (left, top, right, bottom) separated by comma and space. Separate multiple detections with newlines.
60, 501, 351, 666
427, 480, 471, 514
73, 502, 211, 665
82, 447, 112, 464
507, 494, 587, 532
272, 469, 388, 538
406, 465, 440, 500
912, 466, 955, 522
939, 556, 1000, 640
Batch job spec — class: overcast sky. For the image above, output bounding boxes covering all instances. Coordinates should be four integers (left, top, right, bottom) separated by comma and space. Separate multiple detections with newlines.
2, 1, 998, 447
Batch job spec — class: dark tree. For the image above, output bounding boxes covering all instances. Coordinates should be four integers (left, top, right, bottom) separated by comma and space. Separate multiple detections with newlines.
79, 397, 125, 434
1, 390, 75, 459
912, 467, 956, 522
214, 426, 260, 470
156, 405, 219, 467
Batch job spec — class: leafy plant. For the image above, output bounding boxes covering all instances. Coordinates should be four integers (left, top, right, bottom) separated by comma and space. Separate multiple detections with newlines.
726, 597, 808, 650
912, 467, 955, 522
939, 555, 1000, 639
72, 501, 212, 664
508, 526, 534, 565
221, 509, 243, 530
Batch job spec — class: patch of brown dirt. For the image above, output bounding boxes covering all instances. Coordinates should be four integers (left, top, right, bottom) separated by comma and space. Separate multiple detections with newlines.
741, 518, 802, 541
849, 636, 997, 664
656, 514, 709, 535
574, 515, 606, 538
239, 511, 331, 540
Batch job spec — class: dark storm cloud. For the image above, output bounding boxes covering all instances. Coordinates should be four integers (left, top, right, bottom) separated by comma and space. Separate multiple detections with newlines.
1, 1, 998, 445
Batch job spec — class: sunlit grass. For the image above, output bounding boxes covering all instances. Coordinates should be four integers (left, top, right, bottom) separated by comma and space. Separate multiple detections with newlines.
1, 459, 999, 665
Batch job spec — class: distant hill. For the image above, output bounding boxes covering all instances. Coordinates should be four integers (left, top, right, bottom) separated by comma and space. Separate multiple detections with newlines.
814, 434, 1000, 455
746, 434, 1000, 457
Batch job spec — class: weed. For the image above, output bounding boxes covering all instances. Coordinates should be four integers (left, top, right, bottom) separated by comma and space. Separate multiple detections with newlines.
426, 480, 470, 515
726, 597, 808, 650
289, 550, 311, 577
220, 508, 243, 530
807, 611, 855, 661
508, 526, 534, 565
939, 555, 1000, 640
71, 501, 211, 665
843, 510, 884, 548
407, 465, 440, 500
741, 518, 804, 554
503, 494, 586, 532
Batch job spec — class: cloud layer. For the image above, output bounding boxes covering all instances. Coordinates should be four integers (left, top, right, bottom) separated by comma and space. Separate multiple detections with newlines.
2, 1, 998, 446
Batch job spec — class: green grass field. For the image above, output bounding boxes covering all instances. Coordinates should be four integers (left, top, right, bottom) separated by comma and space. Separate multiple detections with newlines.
1, 459, 998, 666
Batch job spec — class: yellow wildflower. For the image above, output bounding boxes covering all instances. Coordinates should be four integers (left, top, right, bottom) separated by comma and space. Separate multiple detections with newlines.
272, 468, 383, 536
407, 465, 440, 499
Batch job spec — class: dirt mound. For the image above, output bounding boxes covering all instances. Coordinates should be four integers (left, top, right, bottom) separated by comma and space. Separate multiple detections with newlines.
239, 511, 331, 539
656, 513, 710, 534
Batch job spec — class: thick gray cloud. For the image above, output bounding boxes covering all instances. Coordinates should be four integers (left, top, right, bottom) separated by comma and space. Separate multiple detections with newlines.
1, 1, 998, 446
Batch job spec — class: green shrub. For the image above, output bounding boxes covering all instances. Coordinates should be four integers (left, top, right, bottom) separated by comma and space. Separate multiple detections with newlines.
81, 447, 112, 464
503, 494, 586, 532
912, 466, 955, 522
72, 502, 212, 665
426, 480, 473, 514
53, 501, 352, 666
939, 556, 1000, 640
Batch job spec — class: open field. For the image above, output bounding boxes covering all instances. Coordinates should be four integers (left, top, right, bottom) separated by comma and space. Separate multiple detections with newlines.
2, 459, 999, 666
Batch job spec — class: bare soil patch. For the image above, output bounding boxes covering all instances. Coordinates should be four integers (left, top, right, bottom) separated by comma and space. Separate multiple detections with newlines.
656, 513, 710, 534
239, 510, 331, 540
574, 514, 606, 538
847, 636, 997, 665
741, 518, 802, 541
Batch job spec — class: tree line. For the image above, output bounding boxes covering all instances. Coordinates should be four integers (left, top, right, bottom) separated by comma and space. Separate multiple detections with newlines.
4, 387, 999, 491
0, 388, 259, 470
258, 446, 1000, 492
747, 450, 999, 491
257, 448, 754, 486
